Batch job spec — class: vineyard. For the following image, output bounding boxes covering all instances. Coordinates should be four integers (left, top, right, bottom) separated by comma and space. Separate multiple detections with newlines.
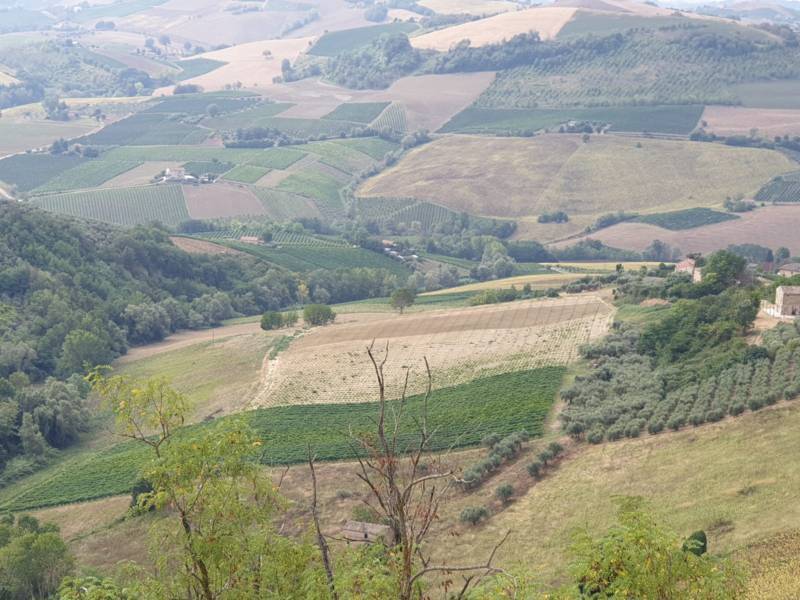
183, 161, 235, 175
356, 197, 460, 231
198, 229, 349, 247
80, 113, 209, 146
33, 160, 142, 193
203, 102, 295, 130
333, 137, 398, 160
227, 241, 410, 275
755, 171, 800, 203
561, 322, 800, 442
322, 102, 390, 124
30, 185, 189, 227
0, 153, 87, 192
252, 187, 323, 221
143, 92, 256, 115
304, 141, 377, 173
251, 117, 361, 138
174, 58, 227, 81
277, 171, 345, 218
222, 164, 270, 184
476, 29, 800, 109
0, 367, 563, 511
259, 296, 612, 406
370, 103, 408, 133
439, 105, 703, 135
635, 208, 739, 230
104, 146, 306, 169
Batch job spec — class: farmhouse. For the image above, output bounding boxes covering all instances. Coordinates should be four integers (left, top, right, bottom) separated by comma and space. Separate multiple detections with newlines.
341, 521, 396, 546
675, 258, 702, 282
777, 263, 800, 277
763, 286, 800, 318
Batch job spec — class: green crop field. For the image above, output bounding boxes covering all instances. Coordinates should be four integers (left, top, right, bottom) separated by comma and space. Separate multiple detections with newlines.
755, 171, 800, 203
174, 58, 227, 82
143, 93, 257, 115
182, 161, 234, 175
222, 164, 270, 184
370, 102, 407, 132
334, 137, 399, 160
277, 170, 344, 217
0, 153, 87, 192
81, 113, 209, 146
304, 141, 377, 173
439, 105, 704, 135
477, 27, 800, 109
557, 12, 688, 38
249, 117, 360, 138
308, 22, 418, 56
67, 0, 167, 21
252, 187, 323, 221
199, 229, 348, 247
635, 207, 739, 230
104, 146, 306, 169
0, 367, 563, 511
33, 160, 142, 193
30, 184, 189, 227
322, 102, 390, 123
228, 241, 411, 275
203, 103, 295, 129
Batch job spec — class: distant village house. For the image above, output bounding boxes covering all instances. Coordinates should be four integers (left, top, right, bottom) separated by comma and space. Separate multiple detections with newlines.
777, 263, 800, 278
675, 257, 703, 282
762, 286, 800, 318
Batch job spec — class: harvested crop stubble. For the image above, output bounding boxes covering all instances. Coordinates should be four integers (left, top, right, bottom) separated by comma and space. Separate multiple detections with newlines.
256, 295, 613, 406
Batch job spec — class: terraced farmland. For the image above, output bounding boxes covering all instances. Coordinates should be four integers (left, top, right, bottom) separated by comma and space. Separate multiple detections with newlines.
30, 185, 189, 227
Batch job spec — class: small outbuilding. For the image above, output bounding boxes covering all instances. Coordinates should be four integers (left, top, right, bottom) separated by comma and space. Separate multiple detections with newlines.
341, 521, 396, 546
763, 285, 800, 318
675, 258, 702, 282
777, 263, 800, 278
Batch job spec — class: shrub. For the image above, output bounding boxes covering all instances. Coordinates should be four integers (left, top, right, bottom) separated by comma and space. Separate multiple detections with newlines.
482, 433, 501, 448
537, 448, 554, 465
547, 441, 564, 456
283, 310, 299, 327
352, 505, 381, 524
130, 478, 154, 509
460, 506, 489, 526
260, 311, 283, 331
587, 426, 605, 444
527, 461, 542, 478
303, 304, 335, 326
495, 483, 514, 504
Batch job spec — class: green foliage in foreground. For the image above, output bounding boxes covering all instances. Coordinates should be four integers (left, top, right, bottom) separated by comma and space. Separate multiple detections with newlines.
635, 208, 738, 230
0, 367, 564, 511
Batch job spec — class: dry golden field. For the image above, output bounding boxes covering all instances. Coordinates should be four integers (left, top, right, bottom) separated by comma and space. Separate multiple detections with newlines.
702, 106, 800, 137
411, 6, 577, 50
417, 0, 519, 15
255, 295, 613, 407
358, 134, 795, 226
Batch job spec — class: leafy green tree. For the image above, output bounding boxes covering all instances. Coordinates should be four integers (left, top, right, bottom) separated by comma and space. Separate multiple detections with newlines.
390, 288, 416, 314
495, 483, 514, 504
59, 575, 133, 599
57, 330, 112, 375
260, 311, 283, 331
569, 498, 743, 599
303, 304, 335, 326
702, 250, 747, 289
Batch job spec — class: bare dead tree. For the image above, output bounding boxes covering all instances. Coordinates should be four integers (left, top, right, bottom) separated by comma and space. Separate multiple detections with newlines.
350, 341, 514, 599
308, 448, 338, 600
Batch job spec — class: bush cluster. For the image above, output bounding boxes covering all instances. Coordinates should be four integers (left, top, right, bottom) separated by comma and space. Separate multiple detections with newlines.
526, 442, 564, 479
461, 431, 529, 490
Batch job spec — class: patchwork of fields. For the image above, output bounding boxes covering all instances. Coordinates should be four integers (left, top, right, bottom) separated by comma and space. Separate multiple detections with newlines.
257, 295, 613, 406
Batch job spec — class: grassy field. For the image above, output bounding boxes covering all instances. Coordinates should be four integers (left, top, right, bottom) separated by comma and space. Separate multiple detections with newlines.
222, 164, 270, 184
30, 185, 189, 227
358, 135, 795, 231
202, 102, 295, 129
325, 137, 398, 160
33, 160, 142, 193
247, 117, 362, 138
0, 118, 99, 157
308, 22, 418, 56
277, 171, 344, 217
635, 207, 739, 230
439, 105, 704, 135
143, 93, 257, 115
0, 367, 564, 511
103, 146, 306, 168
80, 113, 209, 146
174, 58, 227, 81
731, 80, 800, 110
251, 187, 323, 221
303, 141, 377, 174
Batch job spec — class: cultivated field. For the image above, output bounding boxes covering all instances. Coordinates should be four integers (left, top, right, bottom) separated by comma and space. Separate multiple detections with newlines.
170, 38, 312, 92
702, 106, 800, 137
422, 272, 586, 294
257, 295, 613, 406
411, 7, 577, 51
358, 135, 795, 226
551, 205, 800, 255
169, 236, 247, 256
0, 117, 98, 158
183, 182, 266, 219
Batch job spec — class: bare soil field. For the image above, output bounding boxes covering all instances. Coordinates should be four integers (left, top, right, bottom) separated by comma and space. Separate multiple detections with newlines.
411, 7, 577, 50
169, 236, 247, 256
551, 205, 800, 255
183, 181, 266, 219
256, 295, 613, 406
359, 134, 794, 222
417, 0, 520, 15
702, 106, 800, 137
178, 38, 313, 92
